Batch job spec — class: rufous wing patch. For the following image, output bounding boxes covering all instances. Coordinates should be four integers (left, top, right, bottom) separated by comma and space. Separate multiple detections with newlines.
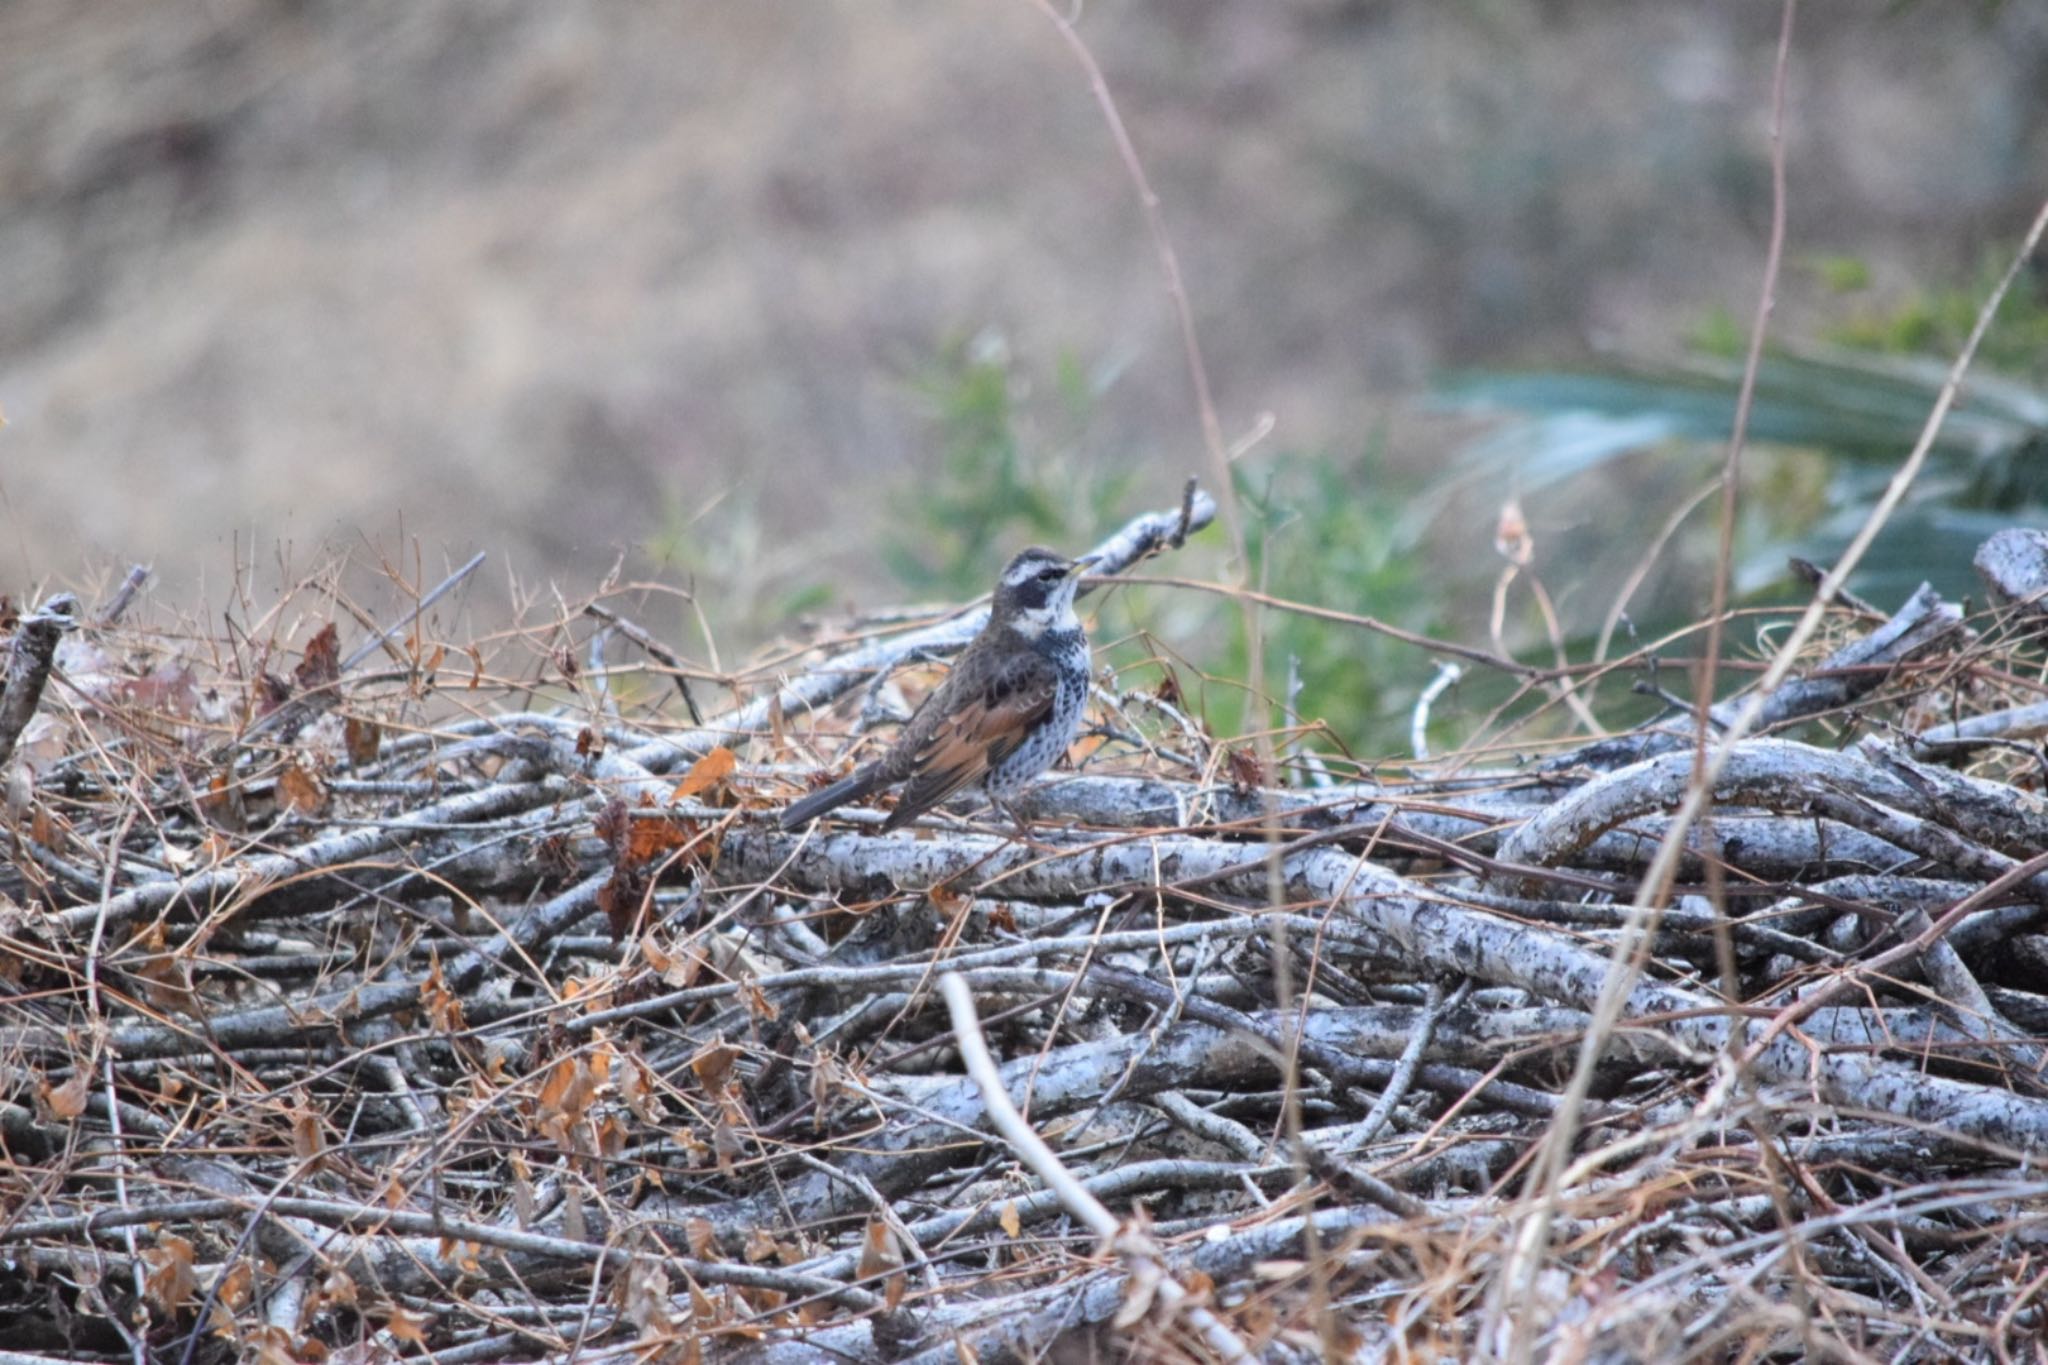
885, 671, 1055, 828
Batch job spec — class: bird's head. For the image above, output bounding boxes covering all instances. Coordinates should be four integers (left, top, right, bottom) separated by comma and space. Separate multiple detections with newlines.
991, 546, 1100, 639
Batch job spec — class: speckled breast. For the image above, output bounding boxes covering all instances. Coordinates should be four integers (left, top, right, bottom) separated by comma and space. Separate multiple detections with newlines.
985, 630, 1090, 796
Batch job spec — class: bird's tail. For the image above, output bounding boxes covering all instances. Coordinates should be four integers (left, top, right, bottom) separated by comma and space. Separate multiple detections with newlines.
779, 766, 884, 831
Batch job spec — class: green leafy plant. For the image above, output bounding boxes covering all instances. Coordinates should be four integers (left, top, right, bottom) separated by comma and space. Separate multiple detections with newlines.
1217, 450, 1440, 754
1436, 245, 2048, 610
882, 339, 1451, 757
883, 335, 1138, 597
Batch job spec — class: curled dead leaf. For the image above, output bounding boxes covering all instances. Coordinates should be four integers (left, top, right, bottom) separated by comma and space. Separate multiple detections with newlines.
857, 1219, 907, 1311
41, 1071, 90, 1121
294, 623, 341, 694
290, 1104, 326, 1170
1224, 744, 1266, 793
278, 761, 326, 815
690, 1042, 738, 1096
1112, 1255, 1163, 1329
1495, 497, 1534, 567
343, 715, 382, 766
383, 1304, 434, 1346
671, 746, 736, 802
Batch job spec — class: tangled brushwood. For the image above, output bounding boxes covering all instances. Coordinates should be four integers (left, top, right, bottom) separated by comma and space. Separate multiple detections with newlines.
5, 494, 2048, 1364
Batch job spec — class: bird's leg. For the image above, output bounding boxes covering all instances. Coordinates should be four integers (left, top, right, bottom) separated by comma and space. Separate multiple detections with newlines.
990, 794, 1050, 854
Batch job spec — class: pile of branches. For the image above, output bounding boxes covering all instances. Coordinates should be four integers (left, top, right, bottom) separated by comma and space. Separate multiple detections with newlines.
5, 492, 2048, 1363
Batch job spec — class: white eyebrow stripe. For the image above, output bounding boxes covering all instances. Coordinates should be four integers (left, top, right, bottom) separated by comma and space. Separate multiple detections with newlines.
1003, 557, 1057, 586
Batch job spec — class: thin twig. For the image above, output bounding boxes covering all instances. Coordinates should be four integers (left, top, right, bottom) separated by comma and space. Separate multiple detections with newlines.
941, 973, 1255, 1363
1501, 170, 2048, 1352
581, 602, 706, 724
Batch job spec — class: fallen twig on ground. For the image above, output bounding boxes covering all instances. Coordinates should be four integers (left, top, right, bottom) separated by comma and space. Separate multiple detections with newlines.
3, 495, 2047, 1361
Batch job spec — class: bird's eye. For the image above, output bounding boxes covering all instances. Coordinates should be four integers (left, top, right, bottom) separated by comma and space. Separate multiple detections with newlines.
1038, 565, 1065, 581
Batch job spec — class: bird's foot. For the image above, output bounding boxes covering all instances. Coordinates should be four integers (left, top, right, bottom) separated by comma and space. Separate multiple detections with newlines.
990, 796, 1055, 856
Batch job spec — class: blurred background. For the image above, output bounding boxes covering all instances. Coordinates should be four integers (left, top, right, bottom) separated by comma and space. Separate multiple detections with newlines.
4, 1, 2046, 747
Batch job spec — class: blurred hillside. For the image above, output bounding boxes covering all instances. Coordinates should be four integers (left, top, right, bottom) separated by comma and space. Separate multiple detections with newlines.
3, 0, 2045, 613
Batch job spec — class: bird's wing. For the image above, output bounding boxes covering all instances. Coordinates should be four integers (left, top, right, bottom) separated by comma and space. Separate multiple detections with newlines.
886, 654, 1058, 827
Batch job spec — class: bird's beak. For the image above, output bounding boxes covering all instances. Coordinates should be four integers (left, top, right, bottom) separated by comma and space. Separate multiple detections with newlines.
1068, 553, 1103, 577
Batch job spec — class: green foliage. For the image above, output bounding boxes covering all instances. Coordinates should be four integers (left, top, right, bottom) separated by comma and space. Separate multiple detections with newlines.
1218, 450, 1437, 753
1083, 447, 1440, 755
1827, 250, 2048, 382
1067, 444, 1442, 757
1687, 305, 1746, 359
639, 482, 799, 647
1437, 242, 2048, 611
882, 337, 1444, 756
884, 336, 1138, 596
1810, 253, 1873, 294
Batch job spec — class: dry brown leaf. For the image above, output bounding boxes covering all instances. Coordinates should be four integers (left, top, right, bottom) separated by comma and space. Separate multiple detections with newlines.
619, 1056, 665, 1124
320, 1267, 358, 1309
1495, 497, 1534, 567
290, 1104, 326, 1169
129, 938, 204, 1019
343, 715, 381, 766
1112, 1255, 1162, 1328
41, 1071, 90, 1120
641, 934, 675, 976
537, 1057, 574, 1115
739, 979, 779, 1021
594, 1113, 628, 1160
616, 1260, 674, 1338
671, 746, 736, 802
295, 623, 341, 694
856, 1218, 908, 1311
538, 1056, 596, 1121
597, 869, 646, 942
685, 1216, 718, 1261
199, 771, 245, 830
420, 955, 466, 1033
142, 1232, 200, 1312
383, 1305, 433, 1346
278, 762, 326, 815
690, 1042, 738, 1096
248, 1325, 300, 1365
1224, 744, 1266, 793
626, 814, 697, 866
216, 1258, 255, 1310
999, 1201, 1022, 1239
